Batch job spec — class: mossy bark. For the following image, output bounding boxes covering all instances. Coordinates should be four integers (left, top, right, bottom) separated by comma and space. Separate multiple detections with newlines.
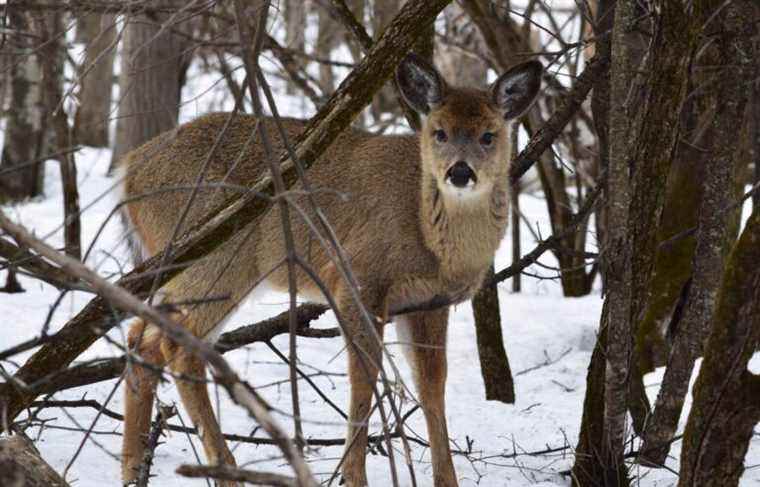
635, 154, 702, 373
678, 210, 760, 487
641, 0, 759, 466
603, 0, 706, 476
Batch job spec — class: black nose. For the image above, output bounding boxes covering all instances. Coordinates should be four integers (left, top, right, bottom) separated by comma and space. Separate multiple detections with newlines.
446, 161, 476, 188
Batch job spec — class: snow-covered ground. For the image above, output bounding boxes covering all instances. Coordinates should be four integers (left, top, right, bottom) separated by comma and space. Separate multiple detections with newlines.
2, 13, 759, 486
3, 144, 759, 486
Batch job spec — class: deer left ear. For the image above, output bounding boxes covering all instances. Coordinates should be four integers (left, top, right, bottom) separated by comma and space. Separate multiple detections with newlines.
491, 60, 543, 120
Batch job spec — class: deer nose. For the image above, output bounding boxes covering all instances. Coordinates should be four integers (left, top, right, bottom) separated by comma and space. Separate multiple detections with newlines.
446, 161, 476, 188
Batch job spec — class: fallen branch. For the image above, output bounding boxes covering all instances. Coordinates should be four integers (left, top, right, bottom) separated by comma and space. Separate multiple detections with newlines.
177, 465, 297, 487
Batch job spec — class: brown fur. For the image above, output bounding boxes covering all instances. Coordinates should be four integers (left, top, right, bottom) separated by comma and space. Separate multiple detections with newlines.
119, 59, 540, 486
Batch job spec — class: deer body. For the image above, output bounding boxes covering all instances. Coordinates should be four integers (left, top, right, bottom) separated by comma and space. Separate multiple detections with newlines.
120, 55, 541, 487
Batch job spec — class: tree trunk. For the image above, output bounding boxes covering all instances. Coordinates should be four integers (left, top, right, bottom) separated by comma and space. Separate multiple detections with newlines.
74, 12, 116, 148
635, 149, 703, 373
752, 70, 760, 211
510, 123, 521, 293
109, 1, 193, 170
366, 0, 404, 124
472, 266, 515, 403
572, 305, 614, 487
31, 11, 81, 260
598, 1, 637, 481
0, 8, 47, 202
343, 0, 365, 64
283, 0, 306, 95
315, 3, 338, 94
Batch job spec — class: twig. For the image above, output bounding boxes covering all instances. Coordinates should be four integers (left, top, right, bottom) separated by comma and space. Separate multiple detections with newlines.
177, 465, 297, 487
515, 347, 572, 376
136, 405, 176, 487
509, 53, 610, 185
0, 211, 319, 487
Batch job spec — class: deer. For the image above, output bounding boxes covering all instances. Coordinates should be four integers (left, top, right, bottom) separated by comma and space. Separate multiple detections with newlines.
118, 53, 542, 487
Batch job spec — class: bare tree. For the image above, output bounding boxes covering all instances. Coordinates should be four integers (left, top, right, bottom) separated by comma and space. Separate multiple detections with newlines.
283, 0, 306, 95
109, 1, 194, 171
0, 7, 48, 202
315, 2, 339, 93
73, 12, 117, 147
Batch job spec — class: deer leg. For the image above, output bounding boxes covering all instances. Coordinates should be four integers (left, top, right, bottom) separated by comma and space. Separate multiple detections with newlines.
396, 308, 458, 487
339, 289, 385, 487
161, 336, 239, 487
122, 319, 166, 484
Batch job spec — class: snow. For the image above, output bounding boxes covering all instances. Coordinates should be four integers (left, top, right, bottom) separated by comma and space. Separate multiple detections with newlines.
2, 11, 759, 487
4, 146, 758, 487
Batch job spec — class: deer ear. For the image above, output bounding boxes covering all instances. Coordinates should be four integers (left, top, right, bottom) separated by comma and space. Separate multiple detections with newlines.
396, 53, 445, 115
491, 60, 543, 120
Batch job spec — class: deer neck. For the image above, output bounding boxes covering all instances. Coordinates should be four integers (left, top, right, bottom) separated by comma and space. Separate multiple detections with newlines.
420, 170, 509, 284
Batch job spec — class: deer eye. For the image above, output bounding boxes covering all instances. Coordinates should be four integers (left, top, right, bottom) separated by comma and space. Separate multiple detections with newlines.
480, 132, 495, 146
433, 129, 448, 143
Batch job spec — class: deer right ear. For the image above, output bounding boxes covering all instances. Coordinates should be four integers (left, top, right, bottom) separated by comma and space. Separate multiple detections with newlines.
491, 60, 543, 120
396, 53, 445, 115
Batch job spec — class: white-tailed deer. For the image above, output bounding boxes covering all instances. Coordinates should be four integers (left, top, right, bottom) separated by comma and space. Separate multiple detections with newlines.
119, 54, 542, 487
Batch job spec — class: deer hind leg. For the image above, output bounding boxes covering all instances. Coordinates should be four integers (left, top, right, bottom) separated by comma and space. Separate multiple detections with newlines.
160, 326, 239, 487
338, 286, 385, 487
122, 318, 166, 483
130, 229, 259, 485
396, 308, 458, 487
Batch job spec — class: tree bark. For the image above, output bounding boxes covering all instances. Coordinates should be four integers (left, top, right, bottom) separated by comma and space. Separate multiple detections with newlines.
368, 0, 400, 120
109, 0, 193, 171
436, 4, 487, 90
510, 124, 521, 293
315, 2, 339, 94
571, 305, 613, 487
599, 1, 637, 481
73, 12, 116, 148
